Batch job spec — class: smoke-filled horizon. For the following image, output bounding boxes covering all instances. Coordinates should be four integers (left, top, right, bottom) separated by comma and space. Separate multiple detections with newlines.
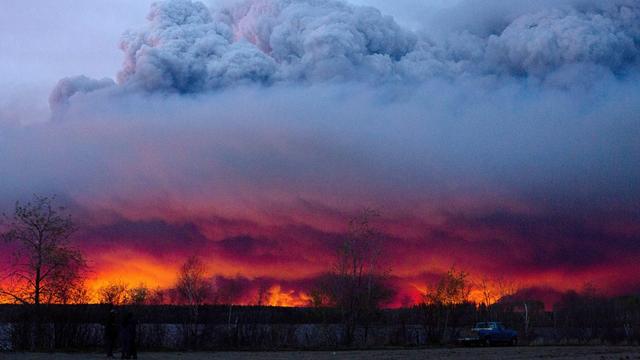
1, 0, 640, 306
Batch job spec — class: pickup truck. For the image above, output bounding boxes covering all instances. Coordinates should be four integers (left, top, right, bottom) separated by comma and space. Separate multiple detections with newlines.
457, 322, 518, 346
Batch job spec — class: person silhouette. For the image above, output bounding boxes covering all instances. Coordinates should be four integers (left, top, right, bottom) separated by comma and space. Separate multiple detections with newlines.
104, 308, 118, 358
120, 311, 138, 359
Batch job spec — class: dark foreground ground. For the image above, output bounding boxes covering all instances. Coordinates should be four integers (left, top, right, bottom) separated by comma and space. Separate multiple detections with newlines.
3, 347, 640, 360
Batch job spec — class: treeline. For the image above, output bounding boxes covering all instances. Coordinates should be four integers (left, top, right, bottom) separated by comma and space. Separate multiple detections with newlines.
1, 288, 639, 351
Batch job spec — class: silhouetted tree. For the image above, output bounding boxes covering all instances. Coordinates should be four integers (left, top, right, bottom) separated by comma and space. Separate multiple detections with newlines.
174, 255, 212, 349
146, 286, 167, 305
425, 266, 471, 305
50, 275, 90, 305
309, 283, 333, 308
98, 281, 130, 305
477, 276, 521, 324
255, 282, 269, 306
0, 195, 86, 349
479, 278, 493, 307
319, 209, 394, 345
0, 195, 86, 305
127, 283, 150, 305
422, 266, 472, 343
495, 277, 519, 300
97, 282, 157, 306
175, 256, 211, 305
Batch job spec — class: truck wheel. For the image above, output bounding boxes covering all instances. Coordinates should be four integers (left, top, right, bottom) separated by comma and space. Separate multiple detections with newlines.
511, 337, 518, 346
484, 338, 492, 347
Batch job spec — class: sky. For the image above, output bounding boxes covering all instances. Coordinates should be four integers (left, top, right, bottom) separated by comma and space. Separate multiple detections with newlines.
1, 0, 639, 306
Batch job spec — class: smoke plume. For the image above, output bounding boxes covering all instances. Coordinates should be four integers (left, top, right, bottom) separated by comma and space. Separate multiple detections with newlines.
2, 0, 640, 303
51, 0, 640, 105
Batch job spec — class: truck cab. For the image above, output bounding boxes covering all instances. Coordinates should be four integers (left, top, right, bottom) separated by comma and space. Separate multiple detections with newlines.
459, 322, 518, 346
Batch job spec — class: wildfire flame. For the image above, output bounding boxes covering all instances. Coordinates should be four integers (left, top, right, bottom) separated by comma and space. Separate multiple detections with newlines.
265, 285, 311, 307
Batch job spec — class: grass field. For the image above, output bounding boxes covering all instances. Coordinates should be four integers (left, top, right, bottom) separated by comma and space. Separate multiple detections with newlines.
3, 347, 640, 360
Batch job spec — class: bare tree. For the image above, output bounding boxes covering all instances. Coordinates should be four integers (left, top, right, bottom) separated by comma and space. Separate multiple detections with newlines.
422, 266, 472, 343
425, 267, 471, 306
324, 208, 394, 345
147, 286, 167, 305
174, 256, 212, 349
175, 256, 211, 306
479, 277, 495, 308
495, 277, 519, 300
50, 275, 90, 305
0, 195, 86, 305
127, 283, 150, 305
256, 282, 269, 307
309, 285, 333, 308
98, 281, 130, 305
0, 195, 86, 349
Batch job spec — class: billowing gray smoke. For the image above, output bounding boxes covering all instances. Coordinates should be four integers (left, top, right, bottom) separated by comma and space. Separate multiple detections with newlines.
50, 0, 640, 106
117, 0, 417, 92
483, 2, 640, 77
49, 76, 115, 113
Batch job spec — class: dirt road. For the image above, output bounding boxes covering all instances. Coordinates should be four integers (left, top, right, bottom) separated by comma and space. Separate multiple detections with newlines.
3, 347, 640, 359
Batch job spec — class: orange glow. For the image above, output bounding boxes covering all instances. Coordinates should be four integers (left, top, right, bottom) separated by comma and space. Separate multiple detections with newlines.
2, 213, 638, 307
86, 249, 180, 302
409, 283, 497, 306
265, 285, 311, 307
